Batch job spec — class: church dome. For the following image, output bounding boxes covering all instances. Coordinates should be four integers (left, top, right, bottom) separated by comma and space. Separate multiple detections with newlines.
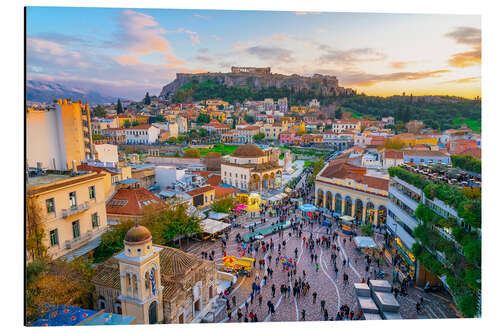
124, 225, 152, 244
231, 144, 266, 158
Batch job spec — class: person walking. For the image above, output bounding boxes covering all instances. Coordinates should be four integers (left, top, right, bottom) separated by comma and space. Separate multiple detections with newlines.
320, 300, 326, 313
232, 295, 236, 307
258, 294, 263, 306
271, 284, 276, 298
324, 309, 329, 321
312, 291, 317, 304
301, 309, 306, 321
245, 300, 249, 313
237, 308, 243, 322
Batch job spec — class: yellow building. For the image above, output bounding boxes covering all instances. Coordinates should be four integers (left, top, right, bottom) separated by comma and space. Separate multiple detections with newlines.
186, 186, 216, 209
259, 123, 283, 140
77, 164, 132, 200
209, 110, 226, 123
27, 99, 93, 170
394, 133, 438, 148
237, 192, 263, 218
27, 171, 108, 260
116, 115, 149, 127
290, 106, 308, 113
205, 99, 229, 111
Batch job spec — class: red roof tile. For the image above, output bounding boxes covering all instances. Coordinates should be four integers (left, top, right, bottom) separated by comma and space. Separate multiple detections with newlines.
206, 175, 222, 186
186, 185, 214, 197
106, 188, 166, 216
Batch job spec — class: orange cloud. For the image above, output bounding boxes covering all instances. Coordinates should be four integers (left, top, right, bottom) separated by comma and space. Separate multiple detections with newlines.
445, 26, 481, 68
448, 49, 481, 68
441, 76, 480, 84
343, 70, 451, 87
390, 61, 408, 69
115, 55, 140, 66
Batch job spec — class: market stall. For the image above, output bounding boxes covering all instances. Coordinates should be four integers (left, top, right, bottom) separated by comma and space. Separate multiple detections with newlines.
298, 203, 318, 218
199, 218, 231, 240
353, 236, 378, 250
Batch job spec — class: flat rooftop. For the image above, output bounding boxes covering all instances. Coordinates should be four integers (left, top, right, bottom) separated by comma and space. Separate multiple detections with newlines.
27, 173, 71, 187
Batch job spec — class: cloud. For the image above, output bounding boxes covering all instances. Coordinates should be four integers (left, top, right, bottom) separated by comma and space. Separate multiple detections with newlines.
318, 47, 387, 65
337, 69, 451, 87
211, 35, 222, 41
390, 61, 409, 69
115, 10, 171, 55
115, 55, 140, 66
27, 37, 89, 69
445, 26, 481, 68
193, 14, 210, 19
445, 27, 481, 46
246, 46, 294, 62
34, 32, 89, 45
441, 76, 480, 84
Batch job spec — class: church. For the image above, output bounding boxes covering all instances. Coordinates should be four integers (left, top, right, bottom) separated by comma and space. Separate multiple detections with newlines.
91, 225, 218, 324
221, 143, 283, 192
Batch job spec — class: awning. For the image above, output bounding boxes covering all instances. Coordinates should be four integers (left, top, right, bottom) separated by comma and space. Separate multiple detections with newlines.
268, 193, 288, 202
298, 204, 318, 212
199, 219, 230, 235
234, 204, 247, 211
208, 212, 229, 220
353, 236, 378, 249
341, 215, 354, 223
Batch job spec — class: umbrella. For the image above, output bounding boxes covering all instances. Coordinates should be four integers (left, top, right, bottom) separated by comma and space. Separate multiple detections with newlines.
222, 256, 237, 264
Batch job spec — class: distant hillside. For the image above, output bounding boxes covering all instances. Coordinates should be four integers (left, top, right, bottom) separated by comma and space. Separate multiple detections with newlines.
26, 80, 118, 105
159, 70, 356, 105
341, 95, 481, 131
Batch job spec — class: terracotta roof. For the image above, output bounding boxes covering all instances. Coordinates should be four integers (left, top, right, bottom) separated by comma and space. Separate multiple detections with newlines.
206, 175, 222, 186
194, 171, 213, 178
106, 187, 166, 216
458, 148, 481, 159
213, 186, 239, 199
186, 185, 214, 197
384, 149, 404, 159
126, 124, 156, 130
77, 164, 119, 176
231, 144, 266, 158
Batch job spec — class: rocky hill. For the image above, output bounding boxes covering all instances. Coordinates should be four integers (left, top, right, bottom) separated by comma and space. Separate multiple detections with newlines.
159, 71, 355, 101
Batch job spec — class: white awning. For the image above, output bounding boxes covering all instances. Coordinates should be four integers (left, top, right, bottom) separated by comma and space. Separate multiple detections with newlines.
200, 219, 230, 235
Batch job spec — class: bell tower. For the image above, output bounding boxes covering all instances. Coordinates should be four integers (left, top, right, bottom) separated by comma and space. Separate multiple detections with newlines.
115, 224, 164, 324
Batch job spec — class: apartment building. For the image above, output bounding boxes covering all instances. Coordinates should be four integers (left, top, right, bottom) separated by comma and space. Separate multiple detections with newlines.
27, 170, 108, 260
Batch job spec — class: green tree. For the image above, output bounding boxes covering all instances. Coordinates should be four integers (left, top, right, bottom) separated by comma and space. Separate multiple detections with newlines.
177, 135, 186, 143
217, 104, 225, 110
131, 120, 140, 127
211, 196, 237, 213
144, 92, 151, 105
92, 105, 107, 118
26, 196, 48, 263
244, 114, 255, 124
93, 220, 135, 262
335, 107, 342, 119
123, 119, 131, 128
309, 158, 325, 184
116, 99, 123, 114
196, 113, 211, 124
184, 148, 201, 158
253, 133, 265, 141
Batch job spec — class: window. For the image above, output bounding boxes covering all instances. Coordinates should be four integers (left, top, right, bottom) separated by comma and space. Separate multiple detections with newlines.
46, 198, 55, 213
69, 191, 77, 208
89, 186, 96, 199
92, 213, 99, 228
72, 220, 80, 239
49, 229, 59, 247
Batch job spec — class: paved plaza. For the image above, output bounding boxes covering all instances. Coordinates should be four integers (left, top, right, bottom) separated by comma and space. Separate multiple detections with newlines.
182, 173, 460, 323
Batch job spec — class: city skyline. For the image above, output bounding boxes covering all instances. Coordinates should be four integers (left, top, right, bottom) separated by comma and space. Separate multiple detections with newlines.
27, 7, 481, 100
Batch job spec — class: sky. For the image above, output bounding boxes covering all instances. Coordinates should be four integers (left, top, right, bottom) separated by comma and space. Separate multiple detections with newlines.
26, 7, 481, 100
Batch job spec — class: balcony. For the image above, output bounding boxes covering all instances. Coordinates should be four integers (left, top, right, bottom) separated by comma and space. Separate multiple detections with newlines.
388, 201, 419, 230
389, 185, 419, 212
61, 201, 90, 218
64, 226, 106, 250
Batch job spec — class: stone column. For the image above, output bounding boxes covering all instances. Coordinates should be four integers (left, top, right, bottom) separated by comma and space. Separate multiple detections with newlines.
362, 206, 367, 224
374, 209, 379, 226
341, 199, 346, 215
322, 193, 326, 208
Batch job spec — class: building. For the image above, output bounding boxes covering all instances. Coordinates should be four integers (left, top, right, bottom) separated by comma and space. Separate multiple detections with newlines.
322, 131, 353, 150
92, 117, 119, 135
106, 179, 166, 224
394, 133, 438, 149
314, 155, 388, 225
77, 163, 130, 199
124, 125, 161, 144
92, 225, 218, 324
202, 119, 229, 135
381, 149, 404, 168
94, 144, 119, 165
260, 123, 283, 140
381, 116, 395, 125
403, 150, 451, 165
26, 170, 108, 260
221, 144, 283, 192
279, 131, 299, 145
130, 165, 157, 190
447, 139, 479, 155
231, 66, 271, 74
186, 186, 216, 209
331, 119, 361, 133
27, 99, 94, 170
101, 128, 126, 145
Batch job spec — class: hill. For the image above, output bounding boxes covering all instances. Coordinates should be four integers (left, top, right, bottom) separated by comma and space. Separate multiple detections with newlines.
341, 95, 481, 131
159, 69, 356, 105
26, 80, 118, 105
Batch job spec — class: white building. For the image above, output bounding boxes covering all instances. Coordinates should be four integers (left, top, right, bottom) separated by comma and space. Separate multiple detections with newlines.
94, 143, 119, 165
124, 124, 161, 144
155, 166, 186, 188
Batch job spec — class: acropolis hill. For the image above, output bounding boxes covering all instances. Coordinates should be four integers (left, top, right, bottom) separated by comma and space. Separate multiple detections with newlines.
159, 67, 355, 100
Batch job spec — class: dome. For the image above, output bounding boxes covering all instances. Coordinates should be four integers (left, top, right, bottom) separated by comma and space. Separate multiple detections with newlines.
124, 225, 152, 244
231, 144, 266, 158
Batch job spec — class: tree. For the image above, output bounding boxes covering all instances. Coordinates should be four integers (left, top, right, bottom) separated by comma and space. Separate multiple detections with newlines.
253, 133, 265, 142
116, 99, 123, 114
167, 137, 177, 144
177, 135, 186, 143
335, 107, 342, 119
217, 104, 225, 110
26, 257, 96, 322
198, 128, 209, 137
184, 148, 201, 158
309, 158, 325, 184
123, 119, 131, 128
211, 196, 237, 213
26, 196, 48, 262
196, 113, 211, 124
93, 220, 136, 262
144, 92, 151, 105
131, 120, 140, 127
244, 114, 255, 124
92, 105, 106, 118
148, 115, 166, 124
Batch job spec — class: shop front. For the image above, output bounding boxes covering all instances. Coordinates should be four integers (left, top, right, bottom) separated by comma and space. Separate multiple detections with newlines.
393, 237, 416, 281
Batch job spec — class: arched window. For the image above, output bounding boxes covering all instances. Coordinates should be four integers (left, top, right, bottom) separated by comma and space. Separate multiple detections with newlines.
132, 275, 138, 292
126, 273, 131, 290
145, 271, 151, 290
114, 300, 122, 314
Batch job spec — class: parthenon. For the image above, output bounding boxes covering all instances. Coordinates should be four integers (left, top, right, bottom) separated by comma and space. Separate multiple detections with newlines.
231, 66, 271, 74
